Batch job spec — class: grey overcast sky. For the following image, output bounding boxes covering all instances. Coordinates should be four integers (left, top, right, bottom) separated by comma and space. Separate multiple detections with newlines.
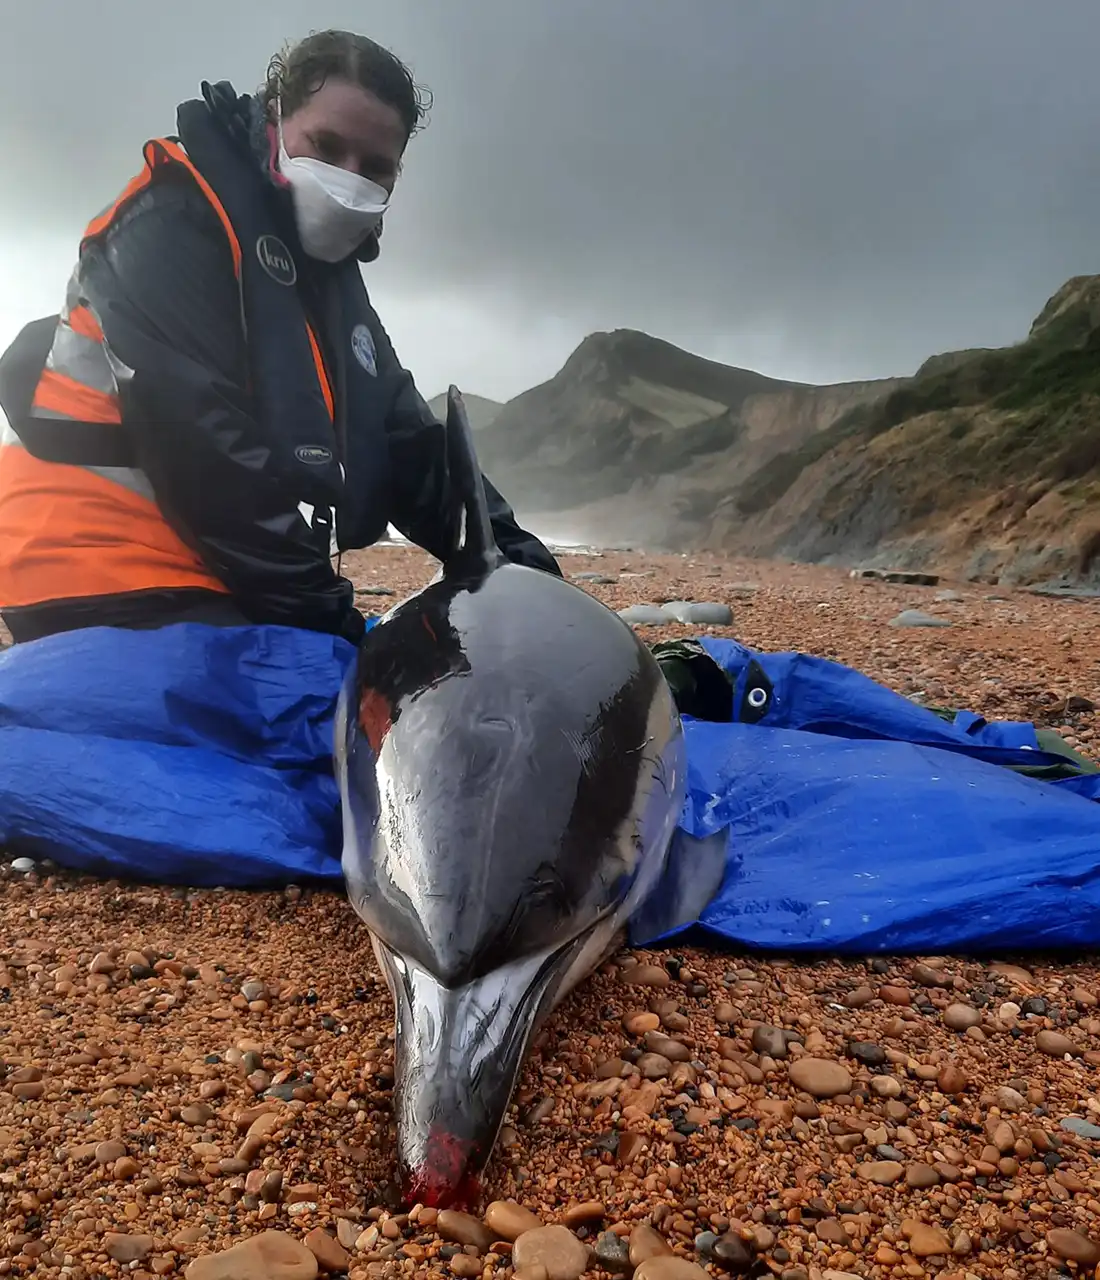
2, 0, 1099, 402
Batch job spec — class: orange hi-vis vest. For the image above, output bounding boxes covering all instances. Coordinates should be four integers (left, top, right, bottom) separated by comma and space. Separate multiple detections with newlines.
0, 136, 336, 613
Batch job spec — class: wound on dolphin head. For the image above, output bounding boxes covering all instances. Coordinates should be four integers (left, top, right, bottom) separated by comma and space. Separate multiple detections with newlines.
334, 388, 689, 1208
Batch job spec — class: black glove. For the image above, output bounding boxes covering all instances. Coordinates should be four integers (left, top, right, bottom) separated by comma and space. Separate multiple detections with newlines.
337, 606, 368, 647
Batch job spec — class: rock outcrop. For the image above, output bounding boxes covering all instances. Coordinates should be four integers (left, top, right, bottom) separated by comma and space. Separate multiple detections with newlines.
476, 329, 901, 549
706, 276, 1100, 585
473, 277, 1100, 586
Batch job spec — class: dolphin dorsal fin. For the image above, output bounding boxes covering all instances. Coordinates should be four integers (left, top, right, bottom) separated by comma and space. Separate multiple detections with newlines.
443, 385, 506, 577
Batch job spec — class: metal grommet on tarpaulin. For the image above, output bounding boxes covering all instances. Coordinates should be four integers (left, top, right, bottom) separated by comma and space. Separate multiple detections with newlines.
738, 658, 774, 724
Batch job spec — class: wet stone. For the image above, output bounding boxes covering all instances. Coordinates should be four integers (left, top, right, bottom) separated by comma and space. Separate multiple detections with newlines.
751, 1025, 789, 1059
485, 1201, 542, 1241
1036, 1029, 1080, 1057
638, 1052, 672, 1079
618, 605, 670, 626
660, 601, 734, 626
847, 1040, 886, 1067
104, 1234, 154, 1264
634, 1259, 712, 1280
788, 1058, 852, 1098
1059, 1115, 1100, 1139
908, 1224, 951, 1258
622, 964, 671, 988
594, 1231, 631, 1272
710, 1232, 755, 1270
303, 1228, 349, 1273
889, 610, 951, 628
437, 1210, 495, 1253
1047, 1228, 1100, 1265
943, 1003, 981, 1030
629, 1225, 673, 1266
183, 1230, 318, 1280
512, 1226, 590, 1280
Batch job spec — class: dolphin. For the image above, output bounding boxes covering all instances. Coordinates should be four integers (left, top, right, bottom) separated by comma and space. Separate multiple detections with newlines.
333, 387, 726, 1209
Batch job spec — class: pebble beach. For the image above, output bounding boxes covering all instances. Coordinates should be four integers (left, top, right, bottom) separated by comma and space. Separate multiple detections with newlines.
2, 544, 1099, 1280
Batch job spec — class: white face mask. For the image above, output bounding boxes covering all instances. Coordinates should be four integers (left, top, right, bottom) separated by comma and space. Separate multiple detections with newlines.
277, 111, 391, 263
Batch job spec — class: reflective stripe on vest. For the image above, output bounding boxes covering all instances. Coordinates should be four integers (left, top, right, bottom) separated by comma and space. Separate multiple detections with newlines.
31, 286, 124, 427
0, 417, 231, 608
0, 136, 336, 611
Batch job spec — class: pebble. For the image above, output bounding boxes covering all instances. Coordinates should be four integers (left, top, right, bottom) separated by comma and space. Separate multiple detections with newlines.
629, 1225, 674, 1266
994, 1085, 1026, 1111
183, 1231, 318, 1279
181, 1102, 215, 1126
638, 1052, 672, 1079
594, 1231, 632, 1272
908, 1223, 951, 1257
788, 1057, 852, 1098
485, 1201, 543, 1241
879, 984, 911, 1005
937, 1063, 969, 1094
618, 605, 670, 625
302, 1227, 349, 1273
335, 1220, 359, 1251
905, 1163, 941, 1188
645, 1030, 692, 1061
859, 1160, 905, 1184
1059, 1115, 1100, 1140
888, 609, 951, 628
437, 1210, 495, 1253
943, 1002, 981, 1030
104, 1234, 154, 1264
634, 1258, 711, 1280
1046, 1228, 1100, 1265
561, 1200, 605, 1226
10, 856, 34, 873
751, 1024, 789, 1058
847, 1039, 886, 1066
622, 964, 671, 987
660, 601, 734, 625
709, 1233, 754, 1268
512, 1226, 591, 1280
1036, 1029, 1080, 1056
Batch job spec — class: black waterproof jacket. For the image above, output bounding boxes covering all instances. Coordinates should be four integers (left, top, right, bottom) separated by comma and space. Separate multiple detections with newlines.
0, 82, 558, 643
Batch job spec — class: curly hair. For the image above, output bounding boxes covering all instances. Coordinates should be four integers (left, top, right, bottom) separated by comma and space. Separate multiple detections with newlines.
259, 29, 432, 140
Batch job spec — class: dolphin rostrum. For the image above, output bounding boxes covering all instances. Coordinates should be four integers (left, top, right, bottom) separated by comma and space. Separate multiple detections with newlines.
333, 386, 724, 1208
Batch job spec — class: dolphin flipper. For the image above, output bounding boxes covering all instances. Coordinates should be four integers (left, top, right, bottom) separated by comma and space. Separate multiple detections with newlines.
628, 827, 730, 947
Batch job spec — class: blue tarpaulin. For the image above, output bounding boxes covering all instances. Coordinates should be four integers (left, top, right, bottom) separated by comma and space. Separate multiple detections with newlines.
0, 623, 1097, 953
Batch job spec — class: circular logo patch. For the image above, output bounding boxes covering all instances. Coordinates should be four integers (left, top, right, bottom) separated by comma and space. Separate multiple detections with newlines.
351, 323, 377, 375
256, 235, 297, 286
295, 444, 333, 466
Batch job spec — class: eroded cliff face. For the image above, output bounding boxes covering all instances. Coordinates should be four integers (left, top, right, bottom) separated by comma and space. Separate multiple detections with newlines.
703, 277, 1100, 585
473, 278, 1100, 585
476, 329, 903, 549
